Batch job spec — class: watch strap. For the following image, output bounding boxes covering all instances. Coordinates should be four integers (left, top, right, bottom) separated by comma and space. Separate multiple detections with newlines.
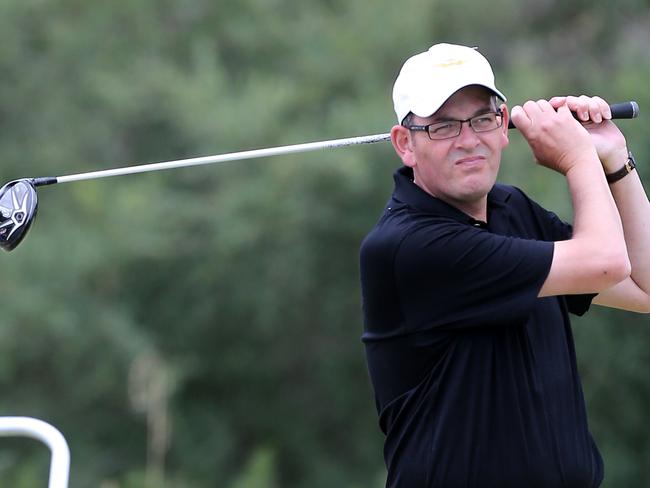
606, 151, 636, 184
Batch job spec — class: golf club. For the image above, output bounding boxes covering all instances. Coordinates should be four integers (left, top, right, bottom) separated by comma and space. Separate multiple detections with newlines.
0, 101, 640, 252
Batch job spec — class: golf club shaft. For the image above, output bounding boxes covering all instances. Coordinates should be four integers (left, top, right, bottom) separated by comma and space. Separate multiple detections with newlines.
33, 133, 392, 187
33, 101, 639, 188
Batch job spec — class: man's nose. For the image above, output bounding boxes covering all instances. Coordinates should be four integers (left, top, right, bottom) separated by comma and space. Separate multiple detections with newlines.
454, 121, 481, 148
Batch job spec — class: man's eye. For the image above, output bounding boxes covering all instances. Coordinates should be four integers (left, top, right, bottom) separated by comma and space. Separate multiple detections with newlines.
473, 115, 495, 126
430, 123, 455, 134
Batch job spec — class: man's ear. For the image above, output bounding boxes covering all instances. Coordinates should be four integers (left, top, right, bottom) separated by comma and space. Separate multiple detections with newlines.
499, 104, 510, 149
391, 125, 417, 168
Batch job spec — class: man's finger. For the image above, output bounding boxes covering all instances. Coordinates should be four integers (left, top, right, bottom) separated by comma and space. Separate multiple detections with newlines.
549, 96, 567, 108
592, 96, 612, 120
510, 105, 530, 128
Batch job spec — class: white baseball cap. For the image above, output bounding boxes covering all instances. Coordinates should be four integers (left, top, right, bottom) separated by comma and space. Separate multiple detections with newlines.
392, 43, 506, 124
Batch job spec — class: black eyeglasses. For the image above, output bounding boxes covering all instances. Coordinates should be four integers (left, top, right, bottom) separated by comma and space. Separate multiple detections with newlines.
407, 110, 504, 140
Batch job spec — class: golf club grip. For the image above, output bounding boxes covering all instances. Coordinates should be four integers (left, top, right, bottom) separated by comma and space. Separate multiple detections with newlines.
507, 100, 639, 129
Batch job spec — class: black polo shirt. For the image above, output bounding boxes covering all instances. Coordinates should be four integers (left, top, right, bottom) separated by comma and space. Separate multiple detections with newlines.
359, 166, 601, 488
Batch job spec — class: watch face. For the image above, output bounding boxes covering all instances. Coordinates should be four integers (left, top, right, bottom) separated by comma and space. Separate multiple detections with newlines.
627, 152, 636, 170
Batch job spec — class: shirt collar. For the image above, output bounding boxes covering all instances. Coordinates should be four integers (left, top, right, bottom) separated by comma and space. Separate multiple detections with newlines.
392, 166, 510, 226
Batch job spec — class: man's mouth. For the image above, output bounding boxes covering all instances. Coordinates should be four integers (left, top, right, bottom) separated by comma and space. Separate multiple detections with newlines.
455, 155, 486, 167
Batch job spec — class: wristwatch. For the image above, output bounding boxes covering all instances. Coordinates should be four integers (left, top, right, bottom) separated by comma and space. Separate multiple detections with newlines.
606, 151, 636, 184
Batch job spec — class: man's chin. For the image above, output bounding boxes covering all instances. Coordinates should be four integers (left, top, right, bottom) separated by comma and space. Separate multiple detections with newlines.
459, 175, 497, 200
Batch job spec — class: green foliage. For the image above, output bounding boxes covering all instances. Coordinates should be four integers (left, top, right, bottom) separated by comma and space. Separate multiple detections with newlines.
228, 448, 277, 488
0, 0, 649, 487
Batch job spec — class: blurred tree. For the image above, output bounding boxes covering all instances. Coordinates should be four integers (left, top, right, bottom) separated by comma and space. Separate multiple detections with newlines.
0, 0, 648, 487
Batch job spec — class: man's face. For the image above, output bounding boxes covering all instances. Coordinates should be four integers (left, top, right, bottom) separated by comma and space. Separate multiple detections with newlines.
403, 86, 509, 215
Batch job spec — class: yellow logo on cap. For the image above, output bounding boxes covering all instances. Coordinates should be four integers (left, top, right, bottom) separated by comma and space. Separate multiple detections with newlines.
435, 59, 468, 68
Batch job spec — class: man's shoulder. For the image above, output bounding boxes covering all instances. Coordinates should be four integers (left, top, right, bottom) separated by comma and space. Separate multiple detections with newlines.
491, 183, 552, 215
491, 183, 534, 203
362, 201, 459, 243
492, 183, 571, 240
360, 204, 413, 258
360, 204, 481, 269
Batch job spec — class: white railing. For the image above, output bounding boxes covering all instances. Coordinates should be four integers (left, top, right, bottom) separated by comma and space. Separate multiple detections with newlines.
0, 417, 70, 488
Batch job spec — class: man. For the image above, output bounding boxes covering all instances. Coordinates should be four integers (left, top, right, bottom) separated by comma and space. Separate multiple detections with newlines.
359, 43, 650, 487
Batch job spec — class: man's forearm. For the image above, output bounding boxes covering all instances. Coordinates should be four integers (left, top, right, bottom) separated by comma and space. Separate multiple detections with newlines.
539, 156, 630, 297
569, 161, 626, 246
608, 161, 650, 292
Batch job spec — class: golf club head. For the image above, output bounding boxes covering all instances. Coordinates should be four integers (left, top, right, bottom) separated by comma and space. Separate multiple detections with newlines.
0, 179, 38, 252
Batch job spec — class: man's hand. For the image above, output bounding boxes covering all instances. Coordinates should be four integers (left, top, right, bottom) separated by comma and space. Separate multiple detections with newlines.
510, 99, 599, 175
549, 95, 629, 172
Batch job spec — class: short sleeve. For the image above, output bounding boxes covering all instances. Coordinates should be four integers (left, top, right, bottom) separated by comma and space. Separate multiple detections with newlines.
395, 220, 554, 331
